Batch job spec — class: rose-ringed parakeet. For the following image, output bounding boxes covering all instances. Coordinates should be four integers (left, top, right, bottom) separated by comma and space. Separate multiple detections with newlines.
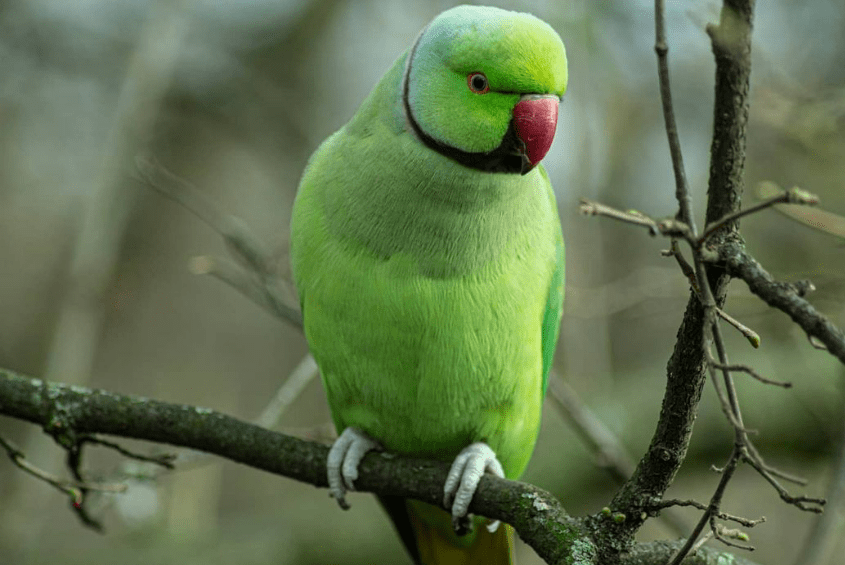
291, 5, 567, 564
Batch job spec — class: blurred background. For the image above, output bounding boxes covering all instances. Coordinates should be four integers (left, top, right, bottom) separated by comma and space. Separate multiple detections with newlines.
1, 0, 844, 564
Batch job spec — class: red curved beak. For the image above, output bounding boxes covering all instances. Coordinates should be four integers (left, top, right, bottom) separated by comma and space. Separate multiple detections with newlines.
512, 95, 559, 175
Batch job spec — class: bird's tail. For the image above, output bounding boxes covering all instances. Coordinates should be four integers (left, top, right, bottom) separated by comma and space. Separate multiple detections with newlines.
381, 497, 514, 565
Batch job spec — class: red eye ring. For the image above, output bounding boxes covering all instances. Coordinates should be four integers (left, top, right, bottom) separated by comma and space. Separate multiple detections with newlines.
467, 72, 490, 94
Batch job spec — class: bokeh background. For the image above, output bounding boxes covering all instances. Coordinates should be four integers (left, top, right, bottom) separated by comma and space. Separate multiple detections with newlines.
1, 1, 844, 564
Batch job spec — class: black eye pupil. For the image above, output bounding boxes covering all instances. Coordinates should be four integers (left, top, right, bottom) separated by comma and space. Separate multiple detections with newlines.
472, 75, 486, 91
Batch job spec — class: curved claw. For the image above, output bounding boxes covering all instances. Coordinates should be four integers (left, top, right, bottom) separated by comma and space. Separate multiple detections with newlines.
443, 442, 505, 533
326, 427, 380, 510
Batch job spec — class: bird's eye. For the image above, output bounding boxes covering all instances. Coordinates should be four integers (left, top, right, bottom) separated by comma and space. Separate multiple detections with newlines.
467, 72, 489, 94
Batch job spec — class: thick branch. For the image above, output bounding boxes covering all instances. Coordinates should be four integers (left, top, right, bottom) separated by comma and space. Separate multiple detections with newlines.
0, 368, 591, 564
704, 0, 755, 230
621, 540, 761, 565
720, 243, 845, 364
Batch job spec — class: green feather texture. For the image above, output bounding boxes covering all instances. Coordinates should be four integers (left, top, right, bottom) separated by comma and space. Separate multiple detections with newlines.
291, 5, 566, 562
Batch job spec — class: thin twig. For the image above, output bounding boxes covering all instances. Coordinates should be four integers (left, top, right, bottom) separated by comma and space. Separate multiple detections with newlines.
710, 361, 791, 388
80, 436, 177, 468
745, 442, 808, 486
0, 435, 127, 502
651, 498, 764, 528
721, 242, 845, 364
654, 0, 697, 233
135, 156, 272, 276
700, 187, 820, 244
65, 442, 105, 531
189, 255, 302, 327
255, 354, 319, 430
579, 199, 661, 233
579, 199, 695, 241
711, 518, 755, 551
670, 242, 761, 347
742, 453, 825, 513
689, 531, 715, 554
667, 452, 743, 565
756, 182, 845, 241
711, 313, 746, 434
715, 309, 761, 349
707, 358, 749, 433
137, 158, 303, 329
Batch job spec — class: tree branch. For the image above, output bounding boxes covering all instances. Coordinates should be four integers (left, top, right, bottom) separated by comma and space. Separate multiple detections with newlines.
0, 435, 127, 503
704, 0, 755, 230
1, 368, 770, 564
700, 187, 819, 244
136, 156, 303, 328
0, 368, 596, 564
719, 242, 845, 364
620, 540, 761, 565
654, 0, 696, 231
590, 2, 760, 562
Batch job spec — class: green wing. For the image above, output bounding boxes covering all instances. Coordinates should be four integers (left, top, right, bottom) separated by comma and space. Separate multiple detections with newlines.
539, 165, 565, 396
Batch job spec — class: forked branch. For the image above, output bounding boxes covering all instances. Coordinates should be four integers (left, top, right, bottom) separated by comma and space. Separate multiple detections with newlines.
587, 1, 839, 564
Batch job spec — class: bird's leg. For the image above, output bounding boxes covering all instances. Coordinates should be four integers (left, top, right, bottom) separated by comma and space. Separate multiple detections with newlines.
327, 427, 381, 510
443, 442, 504, 534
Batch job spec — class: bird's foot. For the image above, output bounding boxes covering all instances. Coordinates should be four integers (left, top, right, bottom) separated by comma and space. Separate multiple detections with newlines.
327, 427, 381, 510
443, 442, 504, 534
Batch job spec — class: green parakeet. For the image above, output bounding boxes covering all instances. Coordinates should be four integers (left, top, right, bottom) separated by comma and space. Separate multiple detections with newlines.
291, 5, 567, 564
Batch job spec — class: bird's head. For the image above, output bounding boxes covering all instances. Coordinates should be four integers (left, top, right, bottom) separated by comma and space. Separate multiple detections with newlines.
403, 5, 567, 175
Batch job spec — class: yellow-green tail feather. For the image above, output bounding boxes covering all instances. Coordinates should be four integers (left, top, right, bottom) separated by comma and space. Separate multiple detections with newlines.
405, 500, 514, 565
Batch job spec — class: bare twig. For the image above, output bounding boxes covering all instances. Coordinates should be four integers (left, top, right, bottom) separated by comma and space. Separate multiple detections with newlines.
135, 156, 272, 276
650, 498, 764, 528
654, 0, 696, 231
711, 518, 754, 551
579, 200, 695, 241
756, 181, 845, 241
745, 442, 807, 486
667, 452, 743, 565
189, 255, 302, 328
706, 353, 749, 433
64, 442, 104, 531
710, 361, 791, 388
79, 436, 176, 468
742, 454, 825, 512
700, 187, 820, 244
0, 435, 127, 504
671, 241, 760, 347
255, 354, 319, 430
710, 319, 748, 439
579, 199, 661, 234
715, 309, 761, 349
689, 531, 715, 554
137, 158, 303, 329
667, 240, 696, 282
720, 242, 845, 364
